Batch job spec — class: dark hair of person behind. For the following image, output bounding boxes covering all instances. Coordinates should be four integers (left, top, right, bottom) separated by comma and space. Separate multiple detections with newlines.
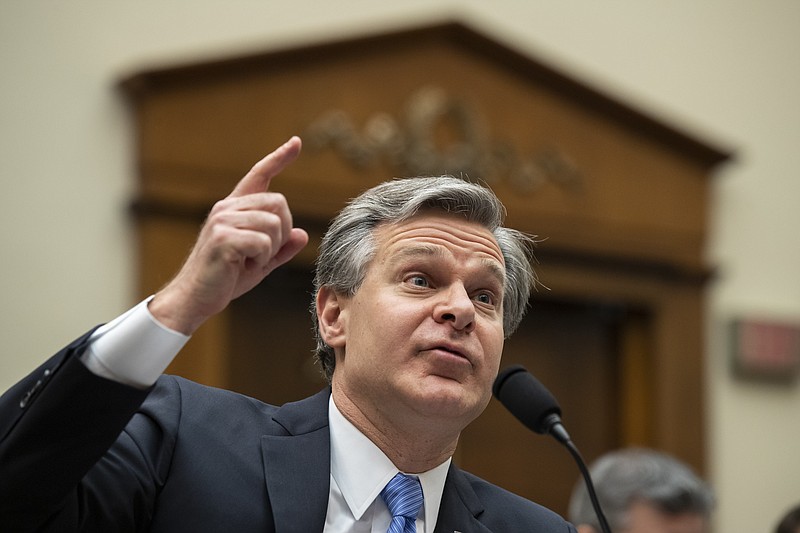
776, 504, 800, 533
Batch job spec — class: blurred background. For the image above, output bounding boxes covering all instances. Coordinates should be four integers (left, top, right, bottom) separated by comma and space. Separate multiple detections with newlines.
1, 2, 798, 531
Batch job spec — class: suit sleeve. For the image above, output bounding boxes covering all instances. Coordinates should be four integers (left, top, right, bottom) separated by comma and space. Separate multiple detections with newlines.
0, 330, 160, 531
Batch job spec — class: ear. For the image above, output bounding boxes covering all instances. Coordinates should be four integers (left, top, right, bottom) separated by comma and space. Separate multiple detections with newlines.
316, 286, 347, 349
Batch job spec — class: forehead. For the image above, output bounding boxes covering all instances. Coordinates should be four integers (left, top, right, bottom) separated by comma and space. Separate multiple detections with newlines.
372, 212, 505, 268
625, 501, 709, 533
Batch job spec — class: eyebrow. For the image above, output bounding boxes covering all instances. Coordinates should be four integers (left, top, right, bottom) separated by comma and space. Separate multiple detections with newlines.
393, 244, 506, 288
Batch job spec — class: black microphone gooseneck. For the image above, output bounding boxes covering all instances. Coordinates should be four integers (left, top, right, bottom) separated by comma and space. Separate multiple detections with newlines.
492, 364, 613, 533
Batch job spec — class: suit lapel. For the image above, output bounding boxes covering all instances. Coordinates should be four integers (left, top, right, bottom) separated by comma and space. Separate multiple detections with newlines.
434, 464, 492, 533
261, 389, 331, 533
259, 391, 494, 533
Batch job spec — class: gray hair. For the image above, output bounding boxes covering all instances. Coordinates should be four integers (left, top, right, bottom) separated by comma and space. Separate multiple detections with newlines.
568, 448, 715, 531
311, 175, 537, 381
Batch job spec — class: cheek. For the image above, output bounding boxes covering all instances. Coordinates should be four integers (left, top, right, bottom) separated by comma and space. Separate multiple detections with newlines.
347, 293, 414, 347
483, 325, 505, 364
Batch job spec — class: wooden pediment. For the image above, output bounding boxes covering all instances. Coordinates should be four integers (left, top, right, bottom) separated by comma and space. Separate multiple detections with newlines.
121, 21, 730, 278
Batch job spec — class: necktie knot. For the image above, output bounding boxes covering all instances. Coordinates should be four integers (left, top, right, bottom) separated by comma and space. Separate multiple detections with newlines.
380, 473, 423, 533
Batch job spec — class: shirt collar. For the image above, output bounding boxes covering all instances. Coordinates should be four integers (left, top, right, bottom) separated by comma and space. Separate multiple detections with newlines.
329, 395, 451, 530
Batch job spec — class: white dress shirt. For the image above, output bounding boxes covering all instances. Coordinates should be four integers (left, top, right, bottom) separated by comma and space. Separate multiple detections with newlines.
80, 299, 452, 531
81, 297, 189, 389
326, 395, 450, 532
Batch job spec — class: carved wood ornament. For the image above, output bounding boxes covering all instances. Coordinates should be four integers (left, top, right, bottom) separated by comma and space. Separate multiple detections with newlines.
305, 85, 583, 194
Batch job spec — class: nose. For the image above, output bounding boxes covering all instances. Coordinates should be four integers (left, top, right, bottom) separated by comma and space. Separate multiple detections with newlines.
434, 283, 475, 332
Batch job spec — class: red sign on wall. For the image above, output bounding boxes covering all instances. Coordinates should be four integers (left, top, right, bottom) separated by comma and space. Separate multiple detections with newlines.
731, 319, 800, 382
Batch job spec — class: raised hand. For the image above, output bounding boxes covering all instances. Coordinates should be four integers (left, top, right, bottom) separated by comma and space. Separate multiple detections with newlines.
148, 136, 309, 335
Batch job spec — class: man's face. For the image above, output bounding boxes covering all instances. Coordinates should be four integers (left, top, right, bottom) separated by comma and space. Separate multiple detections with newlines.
621, 501, 709, 533
326, 212, 507, 432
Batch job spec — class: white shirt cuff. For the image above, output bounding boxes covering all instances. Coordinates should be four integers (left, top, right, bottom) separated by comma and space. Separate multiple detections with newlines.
81, 297, 190, 389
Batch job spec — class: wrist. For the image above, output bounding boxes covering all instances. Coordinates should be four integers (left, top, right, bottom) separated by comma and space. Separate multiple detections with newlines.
148, 289, 208, 335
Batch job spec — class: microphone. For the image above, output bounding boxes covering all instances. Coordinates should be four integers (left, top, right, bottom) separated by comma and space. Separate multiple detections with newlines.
492, 364, 613, 533
491, 364, 571, 444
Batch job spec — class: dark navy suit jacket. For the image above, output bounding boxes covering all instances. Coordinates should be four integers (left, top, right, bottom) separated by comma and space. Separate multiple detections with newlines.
0, 330, 576, 532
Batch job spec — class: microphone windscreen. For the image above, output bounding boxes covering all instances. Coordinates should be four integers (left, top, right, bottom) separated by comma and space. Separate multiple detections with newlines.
492, 365, 562, 435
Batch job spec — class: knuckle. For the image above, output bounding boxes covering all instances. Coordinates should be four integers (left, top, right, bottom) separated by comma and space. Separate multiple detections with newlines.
209, 198, 230, 215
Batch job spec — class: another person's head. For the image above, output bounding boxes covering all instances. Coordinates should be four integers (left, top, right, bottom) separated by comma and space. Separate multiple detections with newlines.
311, 175, 535, 428
568, 448, 714, 533
775, 504, 800, 533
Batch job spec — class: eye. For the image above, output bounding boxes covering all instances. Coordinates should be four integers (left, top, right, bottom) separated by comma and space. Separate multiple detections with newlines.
406, 275, 429, 288
475, 292, 494, 305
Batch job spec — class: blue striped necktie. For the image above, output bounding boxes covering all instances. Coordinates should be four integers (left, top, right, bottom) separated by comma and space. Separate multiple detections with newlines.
380, 473, 424, 533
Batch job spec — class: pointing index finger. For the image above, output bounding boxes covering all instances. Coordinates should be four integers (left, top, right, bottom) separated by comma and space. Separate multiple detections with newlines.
230, 136, 302, 197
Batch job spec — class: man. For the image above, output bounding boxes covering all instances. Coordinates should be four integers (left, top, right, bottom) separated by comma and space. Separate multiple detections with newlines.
568, 448, 714, 533
0, 137, 576, 532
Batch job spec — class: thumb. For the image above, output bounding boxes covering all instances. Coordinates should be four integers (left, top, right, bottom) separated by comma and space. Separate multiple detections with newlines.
230, 136, 302, 197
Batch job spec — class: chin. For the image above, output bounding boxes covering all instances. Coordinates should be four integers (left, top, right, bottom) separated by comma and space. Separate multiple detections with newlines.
412, 382, 488, 424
